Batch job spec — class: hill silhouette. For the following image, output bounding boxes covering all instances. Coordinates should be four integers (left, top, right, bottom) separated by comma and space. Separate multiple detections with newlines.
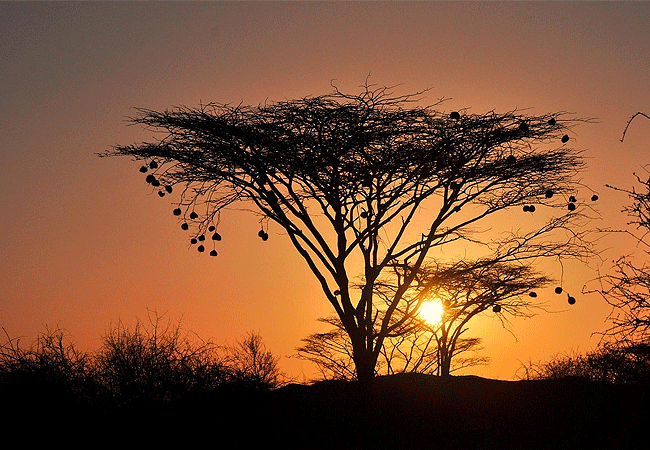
97, 373, 645, 449
254, 373, 647, 450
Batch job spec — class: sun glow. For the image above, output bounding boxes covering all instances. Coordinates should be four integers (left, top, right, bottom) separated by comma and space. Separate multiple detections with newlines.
420, 300, 445, 325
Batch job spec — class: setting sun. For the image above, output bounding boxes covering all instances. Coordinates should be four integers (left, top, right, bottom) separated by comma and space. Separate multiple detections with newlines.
420, 300, 445, 325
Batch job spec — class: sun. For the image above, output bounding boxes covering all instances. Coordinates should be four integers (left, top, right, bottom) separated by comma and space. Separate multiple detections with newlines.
420, 299, 445, 325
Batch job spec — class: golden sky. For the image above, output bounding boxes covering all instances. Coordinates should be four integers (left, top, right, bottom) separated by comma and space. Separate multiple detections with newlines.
1, 1, 649, 381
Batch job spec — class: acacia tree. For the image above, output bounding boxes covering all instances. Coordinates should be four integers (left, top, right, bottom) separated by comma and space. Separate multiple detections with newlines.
298, 258, 554, 380
404, 259, 552, 376
105, 84, 593, 385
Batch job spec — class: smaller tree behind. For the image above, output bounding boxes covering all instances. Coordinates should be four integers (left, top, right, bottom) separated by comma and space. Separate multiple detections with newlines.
297, 259, 550, 380
226, 331, 283, 389
415, 259, 551, 376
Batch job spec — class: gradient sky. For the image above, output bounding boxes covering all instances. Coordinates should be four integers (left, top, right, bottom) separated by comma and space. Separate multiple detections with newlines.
1, 1, 649, 382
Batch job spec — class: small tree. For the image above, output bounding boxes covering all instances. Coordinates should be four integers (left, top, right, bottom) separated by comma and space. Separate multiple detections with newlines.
105, 83, 594, 385
296, 315, 486, 381
587, 113, 650, 343
299, 258, 552, 380
410, 259, 552, 376
227, 331, 282, 389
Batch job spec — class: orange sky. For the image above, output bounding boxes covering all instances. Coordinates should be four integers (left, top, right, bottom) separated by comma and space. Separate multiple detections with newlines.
1, 2, 649, 382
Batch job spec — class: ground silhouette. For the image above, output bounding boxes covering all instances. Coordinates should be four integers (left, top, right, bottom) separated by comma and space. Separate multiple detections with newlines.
65, 373, 644, 449
254, 374, 646, 450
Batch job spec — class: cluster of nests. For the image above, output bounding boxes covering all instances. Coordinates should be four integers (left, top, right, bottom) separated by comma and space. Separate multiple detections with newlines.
174, 210, 220, 256
492, 286, 576, 314
139, 161, 174, 197
171, 209, 269, 257
138, 160, 269, 258
449, 111, 570, 142
522, 191, 599, 214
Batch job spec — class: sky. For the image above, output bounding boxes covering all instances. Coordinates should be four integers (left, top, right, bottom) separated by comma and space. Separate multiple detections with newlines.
1, 1, 649, 382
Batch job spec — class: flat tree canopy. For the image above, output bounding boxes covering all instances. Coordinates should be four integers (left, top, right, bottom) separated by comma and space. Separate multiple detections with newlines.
105, 84, 594, 384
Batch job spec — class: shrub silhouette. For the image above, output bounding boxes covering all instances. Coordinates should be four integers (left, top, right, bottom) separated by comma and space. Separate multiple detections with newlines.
518, 341, 650, 384
0, 327, 99, 413
0, 315, 281, 418
94, 313, 229, 410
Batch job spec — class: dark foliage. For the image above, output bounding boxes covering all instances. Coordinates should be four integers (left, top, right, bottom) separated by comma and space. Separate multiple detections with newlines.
519, 341, 650, 385
0, 319, 282, 432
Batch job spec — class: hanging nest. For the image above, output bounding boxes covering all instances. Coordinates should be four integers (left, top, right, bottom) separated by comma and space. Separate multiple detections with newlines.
545, 189, 554, 199
561, 135, 569, 143
190, 211, 199, 220
529, 291, 537, 298
548, 117, 556, 126
450, 111, 460, 120
210, 249, 218, 257
139, 166, 148, 173
181, 223, 189, 230
591, 194, 599, 201
149, 161, 158, 169
492, 305, 502, 313
197, 245, 205, 252
165, 185, 173, 194
555, 287, 563, 294
568, 295, 576, 305
173, 208, 182, 216
212, 233, 222, 241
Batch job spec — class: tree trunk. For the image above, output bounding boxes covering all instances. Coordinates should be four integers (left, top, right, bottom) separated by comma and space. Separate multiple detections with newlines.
440, 354, 452, 377
439, 345, 452, 377
352, 341, 377, 388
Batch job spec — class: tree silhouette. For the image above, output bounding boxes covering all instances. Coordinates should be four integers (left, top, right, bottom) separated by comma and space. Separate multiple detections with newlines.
585, 113, 650, 343
298, 258, 551, 380
592, 172, 650, 341
296, 314, 487, 381
407, 259, 551, 376
105, 83, 594, 385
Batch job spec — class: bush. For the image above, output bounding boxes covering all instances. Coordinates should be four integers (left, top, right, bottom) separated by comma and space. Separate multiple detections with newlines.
94, 312, 229, 410
518, 341, 650, 384
0, 327, 98, 413
0, 314, 283, 418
